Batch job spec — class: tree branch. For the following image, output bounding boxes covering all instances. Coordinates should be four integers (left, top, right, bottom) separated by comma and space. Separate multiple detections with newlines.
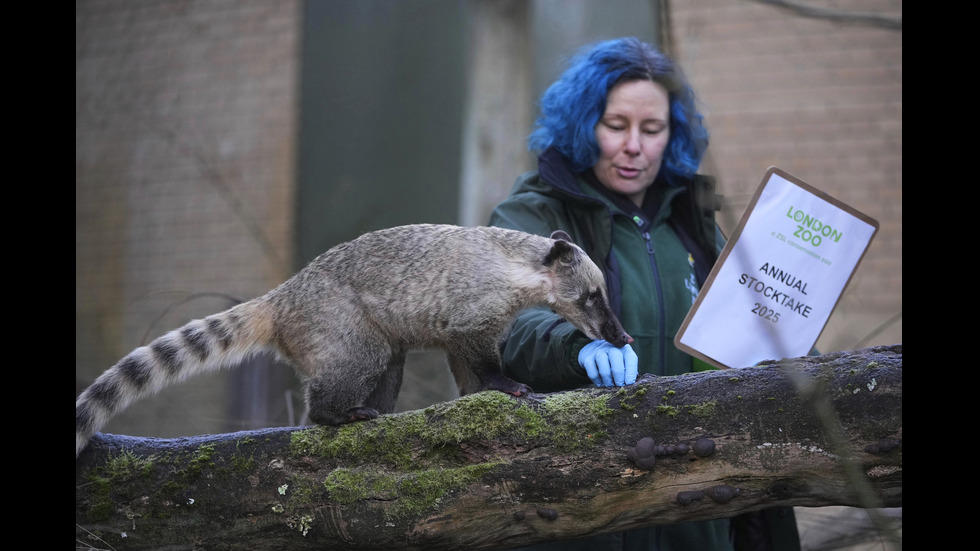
76, 345, 902, 551
745, 0, 902, 31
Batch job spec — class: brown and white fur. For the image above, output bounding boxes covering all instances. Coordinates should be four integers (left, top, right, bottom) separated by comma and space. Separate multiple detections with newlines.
76, 224, 631, 457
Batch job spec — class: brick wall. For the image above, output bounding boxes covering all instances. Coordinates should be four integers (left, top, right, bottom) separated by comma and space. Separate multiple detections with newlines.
669, 0, 902, 350
76, 0, 299, 437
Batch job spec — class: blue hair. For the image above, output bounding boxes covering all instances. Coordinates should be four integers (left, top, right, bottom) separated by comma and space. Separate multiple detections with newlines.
529, 37, 708, 185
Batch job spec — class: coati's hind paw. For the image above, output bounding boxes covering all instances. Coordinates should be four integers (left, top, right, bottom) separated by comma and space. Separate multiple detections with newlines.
310, 406, 379, 426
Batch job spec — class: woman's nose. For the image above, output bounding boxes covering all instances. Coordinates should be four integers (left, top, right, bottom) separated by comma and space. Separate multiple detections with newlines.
623, 130, 641, 155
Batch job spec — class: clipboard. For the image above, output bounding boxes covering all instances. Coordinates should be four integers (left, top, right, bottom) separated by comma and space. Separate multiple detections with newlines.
674, 167, 879, 369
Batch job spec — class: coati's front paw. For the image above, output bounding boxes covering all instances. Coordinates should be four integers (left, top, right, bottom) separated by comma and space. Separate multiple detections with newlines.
343, 407, 380, 422
500, 383, 532, 397
482, 374, 533, 397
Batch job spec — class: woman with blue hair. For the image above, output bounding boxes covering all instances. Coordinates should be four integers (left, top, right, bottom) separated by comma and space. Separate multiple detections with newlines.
490, 37, 800, 550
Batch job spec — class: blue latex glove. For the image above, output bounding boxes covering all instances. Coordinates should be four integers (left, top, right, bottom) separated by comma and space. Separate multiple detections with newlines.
578, 340, 638, 387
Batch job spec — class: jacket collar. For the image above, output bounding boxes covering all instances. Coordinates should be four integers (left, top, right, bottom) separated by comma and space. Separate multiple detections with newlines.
537, 146, 685, 231
537, 147, 591, 199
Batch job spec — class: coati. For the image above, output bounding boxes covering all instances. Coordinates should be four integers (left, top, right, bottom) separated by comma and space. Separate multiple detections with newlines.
76, 224, 632, 457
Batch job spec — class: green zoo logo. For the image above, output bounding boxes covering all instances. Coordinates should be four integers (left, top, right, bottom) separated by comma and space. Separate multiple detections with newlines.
786, 206, 842, 247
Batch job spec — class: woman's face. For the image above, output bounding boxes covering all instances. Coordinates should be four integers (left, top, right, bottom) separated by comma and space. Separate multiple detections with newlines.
593, 79, 671, 207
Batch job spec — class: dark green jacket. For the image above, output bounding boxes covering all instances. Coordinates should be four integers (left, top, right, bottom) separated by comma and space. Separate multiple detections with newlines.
490, 148, 724, 391
488, 148, 800, 551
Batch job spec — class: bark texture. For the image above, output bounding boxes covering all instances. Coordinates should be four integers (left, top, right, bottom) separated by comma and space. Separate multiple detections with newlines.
75, 345, 902, 551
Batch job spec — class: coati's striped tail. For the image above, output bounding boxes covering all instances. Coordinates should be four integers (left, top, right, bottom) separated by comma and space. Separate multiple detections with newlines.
75, 301, 275, 457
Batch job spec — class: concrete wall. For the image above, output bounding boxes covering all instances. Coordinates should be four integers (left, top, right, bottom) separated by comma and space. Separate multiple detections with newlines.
76, 0, 300, 437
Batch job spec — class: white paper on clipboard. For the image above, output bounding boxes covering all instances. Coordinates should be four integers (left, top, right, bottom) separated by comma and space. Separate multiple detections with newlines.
674, 168, 879, 369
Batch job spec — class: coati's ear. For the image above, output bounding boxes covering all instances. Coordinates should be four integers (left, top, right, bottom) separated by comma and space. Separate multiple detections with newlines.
550, 230, 573, 243
544, 231, 577, 266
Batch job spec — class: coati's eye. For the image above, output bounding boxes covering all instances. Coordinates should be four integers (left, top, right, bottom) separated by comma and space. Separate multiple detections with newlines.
579, 288, 603, 308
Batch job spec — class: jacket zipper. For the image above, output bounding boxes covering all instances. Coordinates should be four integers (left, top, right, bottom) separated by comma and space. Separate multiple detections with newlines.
640, 228, 667, 375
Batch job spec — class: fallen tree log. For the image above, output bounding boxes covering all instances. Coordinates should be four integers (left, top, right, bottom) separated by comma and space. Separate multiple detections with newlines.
75, 344, 902, 551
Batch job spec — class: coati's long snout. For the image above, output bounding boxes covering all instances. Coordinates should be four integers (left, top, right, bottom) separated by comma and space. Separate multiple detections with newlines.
599, 310, 633, 348
582, 292, 633, 347
607, 332, 633, 348
545, 230, 633, 349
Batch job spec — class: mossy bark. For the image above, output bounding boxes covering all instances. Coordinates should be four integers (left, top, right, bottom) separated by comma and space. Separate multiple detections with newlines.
76, 345, 902, 551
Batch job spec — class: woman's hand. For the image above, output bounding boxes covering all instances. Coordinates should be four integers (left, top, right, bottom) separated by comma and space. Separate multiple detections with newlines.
578, 340, 638, 387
